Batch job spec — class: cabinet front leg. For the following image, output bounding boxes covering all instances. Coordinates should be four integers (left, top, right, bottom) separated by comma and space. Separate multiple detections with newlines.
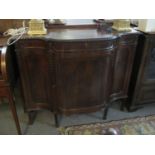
102, 103, 110, 120
28, 111, 37, 125
54, 113, 59, 127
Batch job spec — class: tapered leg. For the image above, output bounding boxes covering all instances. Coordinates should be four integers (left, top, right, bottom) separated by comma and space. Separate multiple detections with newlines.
28, 111, 37, 125
54, 113, 59, 127
8, 89, 21, 135
102, 100, 114, 120
102, 104, 109, 120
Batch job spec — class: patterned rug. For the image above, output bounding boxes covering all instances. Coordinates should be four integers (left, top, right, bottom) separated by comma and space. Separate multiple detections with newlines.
58, 115, 155, 135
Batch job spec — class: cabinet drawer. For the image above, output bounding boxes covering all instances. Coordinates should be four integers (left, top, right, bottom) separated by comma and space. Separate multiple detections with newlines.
51, 40, 117, 51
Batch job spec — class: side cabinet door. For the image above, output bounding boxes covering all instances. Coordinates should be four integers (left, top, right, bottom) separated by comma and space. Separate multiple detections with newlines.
136, 36, 155, 104
112, 34, 139, 101
16, 40, 52, 111
53, 41, 116, 114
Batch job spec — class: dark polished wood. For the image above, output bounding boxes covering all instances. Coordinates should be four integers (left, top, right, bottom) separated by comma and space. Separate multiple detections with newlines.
112, 32, 140, 102
0, 46, 21, 134
15, 40, 52, 112
15, 26, 140, 126
128, 32, 155, 109
53, 39, 117, 115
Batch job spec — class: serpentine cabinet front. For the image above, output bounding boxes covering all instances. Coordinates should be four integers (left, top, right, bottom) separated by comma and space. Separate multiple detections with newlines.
15, 28, 139, 125
16, 38, 117, 120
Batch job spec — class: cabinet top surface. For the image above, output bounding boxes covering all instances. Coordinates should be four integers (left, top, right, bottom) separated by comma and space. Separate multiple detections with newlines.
20, 28, 140, 42
46, 29, 115, 41
0, 19, 140, 45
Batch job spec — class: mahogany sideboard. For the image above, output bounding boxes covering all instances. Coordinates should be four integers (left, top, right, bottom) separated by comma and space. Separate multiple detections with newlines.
14, 28, 140, 126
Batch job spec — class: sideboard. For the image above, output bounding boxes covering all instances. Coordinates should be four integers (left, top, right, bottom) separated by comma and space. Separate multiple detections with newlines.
14, 27, 140, 126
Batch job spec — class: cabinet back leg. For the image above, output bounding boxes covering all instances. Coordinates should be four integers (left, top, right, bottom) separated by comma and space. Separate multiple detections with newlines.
28, 111, 37, 125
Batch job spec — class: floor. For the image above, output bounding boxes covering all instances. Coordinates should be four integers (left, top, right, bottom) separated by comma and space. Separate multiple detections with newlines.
0, 89, 155, 135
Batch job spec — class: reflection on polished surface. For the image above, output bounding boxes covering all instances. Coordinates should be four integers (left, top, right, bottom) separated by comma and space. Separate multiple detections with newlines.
64, 19, 95, 25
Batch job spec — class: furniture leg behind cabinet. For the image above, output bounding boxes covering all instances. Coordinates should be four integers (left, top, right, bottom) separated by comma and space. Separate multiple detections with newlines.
0, 46, 21, 134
